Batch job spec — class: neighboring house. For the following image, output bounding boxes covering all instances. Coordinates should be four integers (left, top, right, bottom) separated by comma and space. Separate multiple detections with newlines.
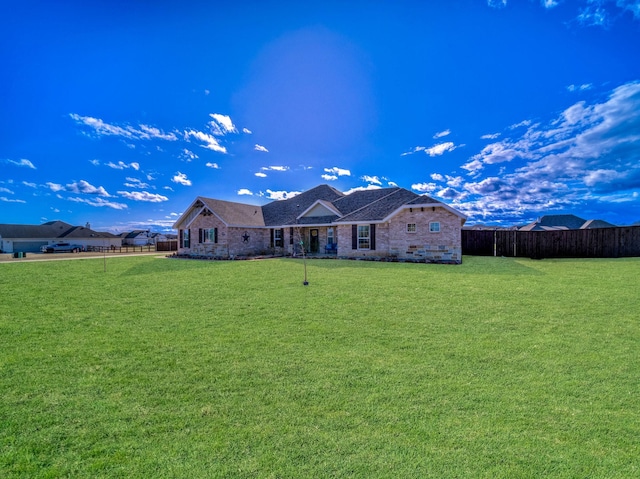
121, 230, 176, 245
0, 221, 120, 253
173, 184, 467, 263
122, 230, 152, 246
519, 214, 616, 231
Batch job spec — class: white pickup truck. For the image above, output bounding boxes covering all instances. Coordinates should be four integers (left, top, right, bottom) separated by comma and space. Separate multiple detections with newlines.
42, 243, 85, 253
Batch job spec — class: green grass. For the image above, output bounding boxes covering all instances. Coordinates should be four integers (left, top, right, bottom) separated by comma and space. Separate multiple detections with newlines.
1, 255, 639, 478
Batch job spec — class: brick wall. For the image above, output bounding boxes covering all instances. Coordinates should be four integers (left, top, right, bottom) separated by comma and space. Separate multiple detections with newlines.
336, 207, 462, 263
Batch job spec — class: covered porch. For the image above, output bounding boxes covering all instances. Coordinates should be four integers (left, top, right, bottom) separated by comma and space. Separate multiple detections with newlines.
291, 225, 338, 257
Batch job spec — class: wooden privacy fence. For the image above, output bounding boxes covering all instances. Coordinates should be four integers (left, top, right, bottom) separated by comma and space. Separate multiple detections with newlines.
462, 227, 640, 259
156, 240, 178, 252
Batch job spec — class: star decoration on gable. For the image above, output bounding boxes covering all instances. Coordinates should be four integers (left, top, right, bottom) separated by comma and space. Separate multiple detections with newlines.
242, 232, 250, 243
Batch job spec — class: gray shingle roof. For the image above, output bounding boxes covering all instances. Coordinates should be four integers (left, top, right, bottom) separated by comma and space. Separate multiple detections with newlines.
178, 184, 456, 229
0, 221, 116, 239
262, 184, 344, 226
199, 197, 266, 227
335, 188, 422, 222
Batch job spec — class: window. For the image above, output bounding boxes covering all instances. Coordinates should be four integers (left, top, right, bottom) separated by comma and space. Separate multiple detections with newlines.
273, 228, 283, 247
327, 228, 335, 245
200, 228, 217, 243
429, 222, 441, 233
407, 223, 417, 233
182, 229, 190, 248
358, 225, 370, 249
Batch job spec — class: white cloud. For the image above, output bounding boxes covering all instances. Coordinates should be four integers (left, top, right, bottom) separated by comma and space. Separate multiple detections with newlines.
243, 128, 252, 134
209, 113, 237, 135
541, 0, 559, 8
457, 81, 640, 222
172, 172, 192, 186
577, 4, 609, 27
261, 166, 289, 172
68, 196, 128, 210
344, 184, 381, 195
7, 158, 36, 169
46, 182, 65, 192
0, 187, 13, 194
123, 177, 149, 189
509, 119, 532, 130
205, 162, 220, 169
69, 114, 176, 141
254, 144, 269, 152
22, 181, 37, 188
321, 174, 338, 181
431, 173, 445, 181
445, 175, 464, 187
361, 175, 382, 185
237, 188, 253, 196
181, 149, 198, 161
411, 183, 437, 193
434, 129, 451, 139
403, 142, 458, 157
425, 142, 457, 156
264, 189, 301, 200
0, 196, 26, 203
106, 161, 140, 170
117, 191, 169, 202
66, 180, 111, 196
324, 167, 351, 177
481, 133, 501, 140
255, 172, 267, 178
567, 83, 593, 92
487, 0, 507, 8
138, 124, 178, 141
185, 130, 227, 153
89, 159, 100, 166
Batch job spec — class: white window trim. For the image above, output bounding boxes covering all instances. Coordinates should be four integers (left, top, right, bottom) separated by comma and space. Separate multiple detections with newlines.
429, 222, 441, 233
407, 223, 417, 233
358, 225, 370, 250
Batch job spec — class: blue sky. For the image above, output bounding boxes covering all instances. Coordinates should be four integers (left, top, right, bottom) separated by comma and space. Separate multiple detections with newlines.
2, 0, 640, 232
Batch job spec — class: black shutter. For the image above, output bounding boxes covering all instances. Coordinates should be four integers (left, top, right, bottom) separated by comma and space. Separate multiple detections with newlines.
179, 229, 183, 248
280, 228, 284, 247
370, 224, 376, 250
290, 227, 294, 245
352, 225, 358, 249
214, 228, 218, 244
270, 229, 274, 248
199, 228, 203, 243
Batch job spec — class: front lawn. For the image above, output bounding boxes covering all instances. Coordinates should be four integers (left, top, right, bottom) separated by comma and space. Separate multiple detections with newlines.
1, 256, 638, 478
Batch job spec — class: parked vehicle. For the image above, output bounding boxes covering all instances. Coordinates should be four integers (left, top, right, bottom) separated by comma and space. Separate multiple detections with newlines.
42, 243, 85, 253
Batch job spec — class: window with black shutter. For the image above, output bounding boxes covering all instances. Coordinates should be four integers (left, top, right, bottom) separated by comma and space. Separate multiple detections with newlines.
370, 224, 376, 250
352, 225, 357, 249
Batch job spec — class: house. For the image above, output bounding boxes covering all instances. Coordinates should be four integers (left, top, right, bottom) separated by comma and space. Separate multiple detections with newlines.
121, 230, 152, 246
173, 184, 467, 263
519, 214, 616, 231
0, 221, 120, 254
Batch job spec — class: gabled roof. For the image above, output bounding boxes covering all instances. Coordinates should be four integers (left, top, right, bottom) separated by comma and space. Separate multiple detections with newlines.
199, 197, 266, 227
174, 184, 465, 230
335, 188, 422, 222
581, 219, 616, 229
519, 214, 617, 231
0, 221, 116, 239
262, 184, 344, 226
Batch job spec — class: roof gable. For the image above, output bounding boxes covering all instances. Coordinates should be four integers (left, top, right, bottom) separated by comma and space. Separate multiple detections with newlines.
262, 184, 344, 226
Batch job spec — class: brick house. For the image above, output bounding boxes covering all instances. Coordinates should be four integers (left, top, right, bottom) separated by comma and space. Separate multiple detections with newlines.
173, 184, 467, 263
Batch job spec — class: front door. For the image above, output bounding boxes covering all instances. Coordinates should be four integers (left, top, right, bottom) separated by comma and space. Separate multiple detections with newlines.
309, 229, 319, 253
